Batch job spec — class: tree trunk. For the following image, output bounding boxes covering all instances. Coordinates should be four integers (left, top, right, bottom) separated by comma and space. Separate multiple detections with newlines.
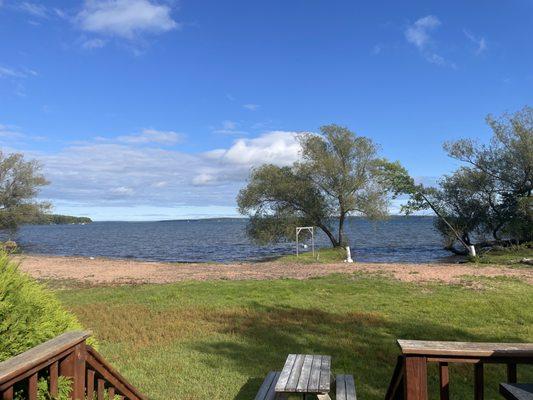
420, 192, 471, 253
318, 223, 340, 247
338, 211, 346, 247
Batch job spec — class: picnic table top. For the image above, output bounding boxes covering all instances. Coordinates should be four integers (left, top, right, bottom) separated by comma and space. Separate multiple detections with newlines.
275, 354, 331, 394
398, 340, 533, 358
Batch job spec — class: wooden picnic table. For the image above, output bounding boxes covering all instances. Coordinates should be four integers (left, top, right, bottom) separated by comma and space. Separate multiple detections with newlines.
275, 354, 332, 399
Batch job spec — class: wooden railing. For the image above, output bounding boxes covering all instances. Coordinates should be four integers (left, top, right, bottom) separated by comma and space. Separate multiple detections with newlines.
0, 331, 146, 400
385, 339, 533, 400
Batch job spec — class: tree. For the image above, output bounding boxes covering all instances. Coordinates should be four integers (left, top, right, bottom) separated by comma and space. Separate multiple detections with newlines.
0, 151, 49, 230
398, 106, 532, 254
237, 125, 402, 247
443, 106, 532, 243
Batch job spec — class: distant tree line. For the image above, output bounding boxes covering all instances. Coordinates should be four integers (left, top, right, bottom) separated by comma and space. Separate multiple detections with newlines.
29, 214, 93, 225
239, 106, 532, 255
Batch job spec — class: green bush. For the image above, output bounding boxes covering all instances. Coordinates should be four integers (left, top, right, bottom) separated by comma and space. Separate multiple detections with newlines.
0, 252, 88, 361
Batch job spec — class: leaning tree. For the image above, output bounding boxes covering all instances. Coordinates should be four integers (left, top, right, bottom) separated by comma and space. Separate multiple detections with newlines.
0, 151, 49, 231
237, 124, 403, 247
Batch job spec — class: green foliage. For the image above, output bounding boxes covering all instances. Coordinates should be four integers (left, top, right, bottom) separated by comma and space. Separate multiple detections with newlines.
238, 125, 403, 247
441, 106, 533, 244
0, 151, 49, 230
0, 252, 90, 362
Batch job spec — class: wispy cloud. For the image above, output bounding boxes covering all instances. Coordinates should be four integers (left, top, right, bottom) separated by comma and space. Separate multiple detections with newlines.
405, 15, 441, 49
116, 128, 184, 145
0, 64, 38, 97
76, 0, 179, 40
405, 15, 455, 68
16, 2, 48, 18
212, 120, 247, 136
82, 38, 107, 49
463, 30, 487, 55
243, 103, 260, 111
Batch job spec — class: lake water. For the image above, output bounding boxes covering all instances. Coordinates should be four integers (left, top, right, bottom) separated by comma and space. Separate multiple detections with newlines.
5, 216, 452, 263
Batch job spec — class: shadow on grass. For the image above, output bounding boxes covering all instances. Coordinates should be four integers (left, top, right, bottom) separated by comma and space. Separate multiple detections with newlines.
192, 303, 526, 400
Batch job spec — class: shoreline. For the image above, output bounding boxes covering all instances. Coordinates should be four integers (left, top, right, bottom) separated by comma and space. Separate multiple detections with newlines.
14, 253, 533, 286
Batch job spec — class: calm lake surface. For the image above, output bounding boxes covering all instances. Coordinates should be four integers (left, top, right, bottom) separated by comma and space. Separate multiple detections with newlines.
7, 216, 451, 263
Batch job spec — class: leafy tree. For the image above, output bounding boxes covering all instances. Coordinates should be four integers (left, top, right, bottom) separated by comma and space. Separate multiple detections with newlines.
0, 151, 49, 230
398, 106, 532, 254
238, 125, 402, 247
443, 106, 532, 243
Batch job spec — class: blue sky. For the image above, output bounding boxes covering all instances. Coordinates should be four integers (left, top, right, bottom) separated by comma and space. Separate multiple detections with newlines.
1, 0, 532, 220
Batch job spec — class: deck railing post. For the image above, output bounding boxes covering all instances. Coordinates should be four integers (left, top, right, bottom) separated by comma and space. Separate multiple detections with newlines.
59, 341, 87, 399
506, 363, 517, 383
439, 362, 449, 400
404, 356, 428, 400
474, 363, 484, 400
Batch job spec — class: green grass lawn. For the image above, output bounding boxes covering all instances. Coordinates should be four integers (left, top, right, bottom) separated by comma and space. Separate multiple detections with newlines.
57, 274, 533, 400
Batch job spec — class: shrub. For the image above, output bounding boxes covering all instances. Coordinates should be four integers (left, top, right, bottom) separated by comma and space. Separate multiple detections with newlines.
0, 252, 88, 361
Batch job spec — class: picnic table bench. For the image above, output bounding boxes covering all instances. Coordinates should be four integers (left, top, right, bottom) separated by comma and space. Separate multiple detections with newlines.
255, 354, 356, 399
500, 383, 533, 400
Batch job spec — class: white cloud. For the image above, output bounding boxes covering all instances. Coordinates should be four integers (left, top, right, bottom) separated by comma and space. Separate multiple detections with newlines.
405, 15, 456, 68
8, 129, 304, 212
464, 30, 487, 55
206, 131, 301, 166
213, 120, 247, 136
243, 103, 260, 111
405, 15, 441, 49
82, 38, 107, 49
76, 0, 179, 39
116, 128, 184, 145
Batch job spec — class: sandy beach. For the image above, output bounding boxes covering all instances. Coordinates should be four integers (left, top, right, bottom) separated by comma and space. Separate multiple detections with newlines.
14, 254, 533, 286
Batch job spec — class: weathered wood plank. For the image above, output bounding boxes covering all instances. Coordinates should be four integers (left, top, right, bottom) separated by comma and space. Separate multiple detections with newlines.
337, 375, 347, 400
275, 354, 296, 392
296, 355, 313, 392
255, 371, 277, 400
285, 354, 305, 391
0, 331, 90, 385
318, 355, 331, 393
345, 375, 356, 400
307, 355, 322, 392
264, 372, 280, 400
499, 383, 533, 400
398, 340, 533, 358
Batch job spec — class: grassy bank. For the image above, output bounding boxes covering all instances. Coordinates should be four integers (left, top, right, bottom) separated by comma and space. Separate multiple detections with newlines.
57, 273, 533, 399
476, 244, 533, 267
